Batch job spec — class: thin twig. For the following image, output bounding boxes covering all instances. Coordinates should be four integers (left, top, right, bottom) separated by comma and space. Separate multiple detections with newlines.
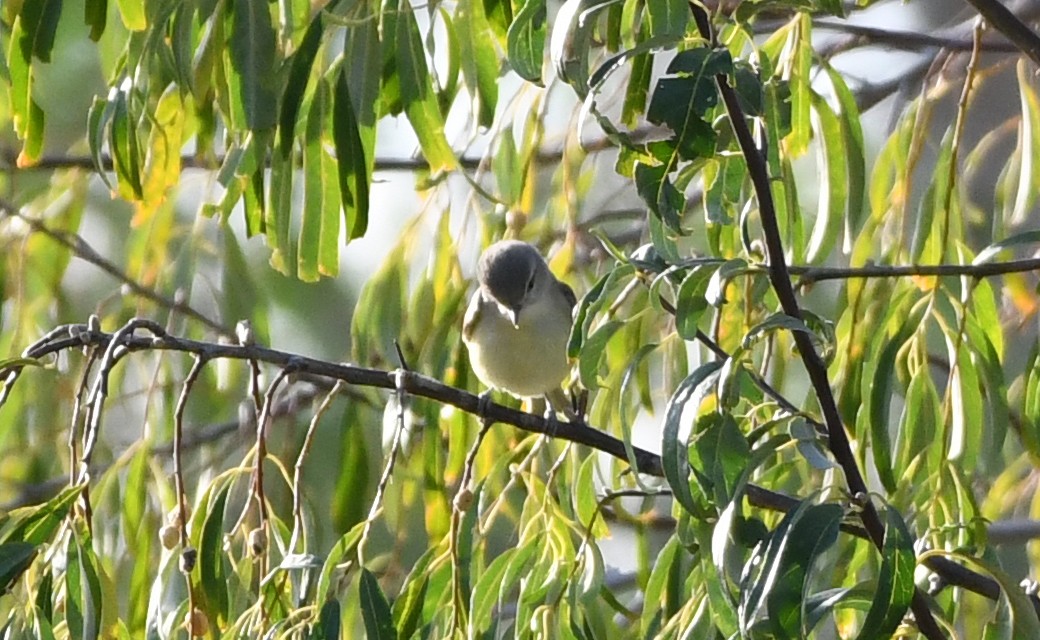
963, 0, 1040, 66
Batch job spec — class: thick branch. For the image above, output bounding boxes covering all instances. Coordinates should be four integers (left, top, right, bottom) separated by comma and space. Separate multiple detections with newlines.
963, 0, 1040, 66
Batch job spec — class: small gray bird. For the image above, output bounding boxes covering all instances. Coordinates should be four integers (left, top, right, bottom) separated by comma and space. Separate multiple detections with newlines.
462, 240, 577, 414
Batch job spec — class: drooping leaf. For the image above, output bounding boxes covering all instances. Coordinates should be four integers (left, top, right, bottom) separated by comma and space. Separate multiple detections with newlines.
229, 0, 278, 130
507, 0, 547, 84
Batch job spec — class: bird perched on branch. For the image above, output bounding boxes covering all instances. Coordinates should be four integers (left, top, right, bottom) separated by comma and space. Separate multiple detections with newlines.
462, 240, 577, 418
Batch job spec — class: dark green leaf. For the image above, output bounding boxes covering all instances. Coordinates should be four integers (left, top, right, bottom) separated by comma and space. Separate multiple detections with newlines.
396, 0, 459, 170
635, 161, 684, 233
0, 542, 36, 593
84, 0, 108, 41
230, 0, 278, 129
359, 568, 396, 640
316, 600, 341, 639
662, 361, 723, 517
197, 482, 231, 629
578, 319, 625, 389
506, 0, 547, 84
857, 507, 916, 640
18, 0, 62, 63
647, 75, 717, 160
333, 71, 370, 241
279, 14, 324, 156
645, 0, 688, 38
675, 266, 715, 340
457, 0, 499, 127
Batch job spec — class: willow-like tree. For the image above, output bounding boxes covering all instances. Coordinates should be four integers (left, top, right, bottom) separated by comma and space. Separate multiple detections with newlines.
2, 0, 1040, 638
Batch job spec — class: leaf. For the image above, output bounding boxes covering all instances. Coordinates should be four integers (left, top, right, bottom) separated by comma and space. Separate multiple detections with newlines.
84, 0, 108, 41
0, 542, 36, 593
578, 319, 625, 389
8, 17, 45, 167
334, 68, 372, 241
278, 13, 324, 156
635, 162, 684, 233
675, 266, 714, 339
396, 0, 459, 171
645, 0, 688, 38
974, 229, 1040, 264
826, 65, 866, 244
941, 551, 1040, 639
229, 0, 278, 130
65, 529, 103, 640
457, 0, 499, 126
196, 481, 231, 629
805, 91, 847, 264
783, 15, 812, 157
115, 0, 147, 30
662, 361, 723, 517
507, 0, 547, 84
359, 568, 396, 639
1011, 60, 1040, 225
741, 312, 815, 350
18, 0, 62, 63
316, 600, 341, 639
857, 507, 916, 640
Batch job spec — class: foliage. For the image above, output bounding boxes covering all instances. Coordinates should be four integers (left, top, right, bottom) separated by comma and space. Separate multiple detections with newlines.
2, 0, 1040, 638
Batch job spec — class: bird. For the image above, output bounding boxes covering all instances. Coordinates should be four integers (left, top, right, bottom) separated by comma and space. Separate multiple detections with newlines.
462, 240, 577, 418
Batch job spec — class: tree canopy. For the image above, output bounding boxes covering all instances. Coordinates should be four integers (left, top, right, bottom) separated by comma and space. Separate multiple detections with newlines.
3, 0, 1040, 638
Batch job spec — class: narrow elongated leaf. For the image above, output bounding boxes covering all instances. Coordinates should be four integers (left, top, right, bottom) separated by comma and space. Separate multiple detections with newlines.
662, 361, 723, 517
646, 0, 688, 38
784, 15, 812, 156
507, 0, 546, 83
857, 507, 916, 640
278, 14, 324, 155
18, 0, 62, 63
1011, 60, 1040, 225
359, 568, 396, 639
0, 542, 36, 592
578, 319, 625, 389
806, 91, 847, 264
457, 0, 499, 126
197, 482, 231, 629
230, 0, 278, 130
826, 65, 866, 243
334, 70, 370, 240
115, 0, 147, 30
396, 0, 458, 171
85, 0, 107, 40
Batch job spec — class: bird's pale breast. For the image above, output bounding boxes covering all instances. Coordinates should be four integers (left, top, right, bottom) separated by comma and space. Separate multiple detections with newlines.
464, 289, 572, 398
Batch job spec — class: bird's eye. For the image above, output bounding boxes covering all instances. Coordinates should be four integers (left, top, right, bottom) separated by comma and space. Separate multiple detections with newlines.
526, 275, 536, 292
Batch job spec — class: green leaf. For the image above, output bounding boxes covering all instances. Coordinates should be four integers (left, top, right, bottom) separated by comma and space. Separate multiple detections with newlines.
783, 15, 812, 157
974, 229, 1040, 264
857, 507, 916, 640
645, 0, 688, 38
805, 91, 847, 264
197, 481, 231, 629
359, 568, 396, 640
826, 65, 866, 241
635, 161, 684, 233
230, 0, 278, 130
742, 312, 815, 350
507, 0, 547, 83
396, 0, 459, 171
738, 501, 843, 637
115, 0, 147, 30
675, 266, 714, 340
316, 600, 341, 639
278, 13, 324, 156
84, 0, 108, 41
334, 68, 372, 241
690, 414, 750, 505
943, 551, 1040, 639
578, 319, 625, 389
1011, 60, 1040, 225
0, 542, 36, 593
457, 0, 499, 127
662, 361, 723, 517
65, 528, 102, 640
8, 17, 45, 167
18, 0, 63, 63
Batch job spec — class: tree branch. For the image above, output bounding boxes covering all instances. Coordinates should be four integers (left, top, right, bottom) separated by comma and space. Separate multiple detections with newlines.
691, 3, 945, 636
963, 0, 1040, 66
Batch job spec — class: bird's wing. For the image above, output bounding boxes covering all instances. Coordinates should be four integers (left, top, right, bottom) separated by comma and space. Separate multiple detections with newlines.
462, 289, 484, 342
558, 280, 577, 311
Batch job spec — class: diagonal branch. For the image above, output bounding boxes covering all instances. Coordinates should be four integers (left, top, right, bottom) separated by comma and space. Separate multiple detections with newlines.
963, 0, 1040, 66
689, 3, 946, 637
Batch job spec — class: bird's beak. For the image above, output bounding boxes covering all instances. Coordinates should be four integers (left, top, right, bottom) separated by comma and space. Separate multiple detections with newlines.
507, 306, 521, 328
